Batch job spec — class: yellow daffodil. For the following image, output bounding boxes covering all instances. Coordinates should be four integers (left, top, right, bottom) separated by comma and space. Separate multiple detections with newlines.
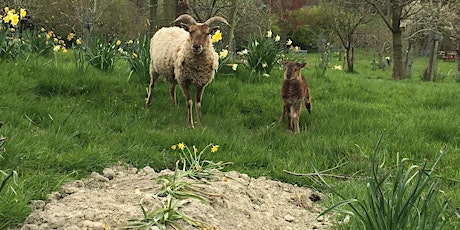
41, 27, 45, 32
193, 146, 198, 153
54, 38, 58, 43
266, 30, 272, 38
53, 45, 61, 52
231, 64, 238, 71
128, 40, 133, 44
20, 9, 26, 18
333, 65, 343, 70
62, 47, 68, 53
2, 14, 9, 23
211, 145, 219, 153
171, 145, 177, 150
132, 53, 138, 59
76, 38, 82, 45
67, 32, 75, 41
10, 28, 15, 32
116, 40, 121, 46
195, 165, 201, 170
178, 142, 185, 150
262, 62, 267, 68
219, 49, 228, 59
4, 7, 9, 12
286, 39, 293, 46
274, 35, 280, 42
211, 30, 222, 43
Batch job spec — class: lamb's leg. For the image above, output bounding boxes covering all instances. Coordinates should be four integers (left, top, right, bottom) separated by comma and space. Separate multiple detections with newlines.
181, 83, 194, 128
195, 86, 205, 124
288, 104, 294, 132
146, 71, 159, 108
279, 104, 288, 122
293, 102, 302, 134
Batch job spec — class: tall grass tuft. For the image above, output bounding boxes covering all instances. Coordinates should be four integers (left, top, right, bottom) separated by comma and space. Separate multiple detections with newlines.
0, 29, 22, 61
0, 122, 18, 195
317, 133, 460, 229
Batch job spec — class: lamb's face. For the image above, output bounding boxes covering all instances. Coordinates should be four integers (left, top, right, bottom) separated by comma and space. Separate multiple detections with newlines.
283, 62, 306, 80
188, 25, 212, 54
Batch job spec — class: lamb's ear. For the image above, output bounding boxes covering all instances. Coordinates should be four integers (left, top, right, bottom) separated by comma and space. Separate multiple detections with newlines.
210, 26, 220, 34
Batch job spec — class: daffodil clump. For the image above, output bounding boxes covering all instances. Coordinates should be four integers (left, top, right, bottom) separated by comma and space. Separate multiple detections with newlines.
84, 37, 123, 72
119, 37, 150, 83
243, 30, 291, 76
170, 142, 231, 180
0, 7, 27, 61
24, 28, 69, 56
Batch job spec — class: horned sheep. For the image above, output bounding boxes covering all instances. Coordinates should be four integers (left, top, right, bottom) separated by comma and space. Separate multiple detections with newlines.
145, 14, 228, 128
279, 61, 312, 134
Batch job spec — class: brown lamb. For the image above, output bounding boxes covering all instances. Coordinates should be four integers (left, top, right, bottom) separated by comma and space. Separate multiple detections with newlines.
279, 61, 311, 133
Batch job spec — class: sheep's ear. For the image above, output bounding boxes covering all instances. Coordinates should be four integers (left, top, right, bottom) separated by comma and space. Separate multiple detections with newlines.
210, 26, 220, 34
180, 23, 190, 32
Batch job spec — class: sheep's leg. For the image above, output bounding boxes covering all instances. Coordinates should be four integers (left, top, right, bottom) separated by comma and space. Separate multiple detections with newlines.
195, 86, 205, 124
181, 83, 194, 128
170, 83, 177, 106
146, 71, 159, 108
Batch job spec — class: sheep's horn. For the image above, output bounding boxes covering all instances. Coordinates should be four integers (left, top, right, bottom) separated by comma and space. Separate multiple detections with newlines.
204, 16, 229, 26
173, 14, 197, 25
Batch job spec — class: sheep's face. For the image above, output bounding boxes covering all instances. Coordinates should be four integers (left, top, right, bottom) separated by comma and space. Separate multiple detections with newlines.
186, 24, 216, 54
282, 61, 306, 80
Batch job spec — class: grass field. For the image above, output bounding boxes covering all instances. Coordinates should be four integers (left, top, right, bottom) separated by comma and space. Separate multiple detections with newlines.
1, 49, 459, 228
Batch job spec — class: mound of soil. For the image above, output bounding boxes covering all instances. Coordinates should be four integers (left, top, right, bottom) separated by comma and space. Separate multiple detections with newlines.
19, 165, 331, 230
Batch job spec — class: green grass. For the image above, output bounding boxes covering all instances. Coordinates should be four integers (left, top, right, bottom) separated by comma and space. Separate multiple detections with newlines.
1, 50, 460, 228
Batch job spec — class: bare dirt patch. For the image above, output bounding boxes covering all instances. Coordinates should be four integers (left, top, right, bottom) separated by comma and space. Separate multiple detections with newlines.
19, 165, 331, 230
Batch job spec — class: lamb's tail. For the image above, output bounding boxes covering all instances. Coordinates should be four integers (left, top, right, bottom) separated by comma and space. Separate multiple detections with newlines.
305, 99, 312, 114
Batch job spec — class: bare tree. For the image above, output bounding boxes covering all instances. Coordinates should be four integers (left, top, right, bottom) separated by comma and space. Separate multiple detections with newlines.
326, 0, 370, 72
365, 0, 420, 80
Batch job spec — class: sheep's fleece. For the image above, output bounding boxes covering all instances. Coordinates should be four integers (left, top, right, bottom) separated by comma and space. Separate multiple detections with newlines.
149, 26, 219, 86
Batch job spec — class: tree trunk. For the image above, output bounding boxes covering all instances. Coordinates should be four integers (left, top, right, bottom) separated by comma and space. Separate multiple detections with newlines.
226, 0, 238, 55
148, 0, 157, 37
346, 47, 354, 72
163, 0, 176, 26
424, 34, 440, 81
457, 39, 460, 76
392, 29, 404, 80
